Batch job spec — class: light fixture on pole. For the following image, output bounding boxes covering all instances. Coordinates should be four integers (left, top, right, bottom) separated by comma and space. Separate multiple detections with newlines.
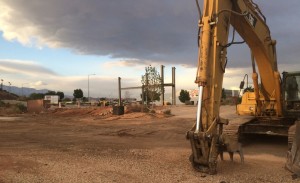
88, 74, 96, 102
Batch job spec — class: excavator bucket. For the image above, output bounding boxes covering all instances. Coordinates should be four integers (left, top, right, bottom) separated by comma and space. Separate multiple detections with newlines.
286, 120, 300, 176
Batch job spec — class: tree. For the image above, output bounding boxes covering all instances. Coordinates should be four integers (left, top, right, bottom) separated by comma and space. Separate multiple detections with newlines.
82, 97, 88, 102
124, 91, 131, 99
73, 89, 83, 99
141, 90, 160, 102
56, 91, 64, 100
179, 89, 191, 103
46, 90, 56, 95
99, 97, 106, 101
141, 65, 162, 105
29, 93, 45, 100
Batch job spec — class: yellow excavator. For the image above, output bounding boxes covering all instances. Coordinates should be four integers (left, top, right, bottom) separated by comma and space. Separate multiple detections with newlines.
186, 0, 300, 175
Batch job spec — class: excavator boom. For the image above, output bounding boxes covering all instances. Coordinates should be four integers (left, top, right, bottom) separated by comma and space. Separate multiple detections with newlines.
187, 0, 300, 174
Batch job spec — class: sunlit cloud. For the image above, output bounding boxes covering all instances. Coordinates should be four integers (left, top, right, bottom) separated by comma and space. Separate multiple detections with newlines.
103, 59, 161, 70
34, 80, 48, 86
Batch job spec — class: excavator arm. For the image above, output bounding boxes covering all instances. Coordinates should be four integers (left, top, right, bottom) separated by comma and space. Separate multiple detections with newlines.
187, 0, 282, 174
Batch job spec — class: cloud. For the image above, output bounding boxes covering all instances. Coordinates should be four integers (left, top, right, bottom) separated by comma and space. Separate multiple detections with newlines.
0, 0, 299, 69
0, 0, 197, 65
103, 58, 170, 74
104, 59, 153, 68
0, 58, 147, 97
0, 59, 57, 76
34, 80, 48, 86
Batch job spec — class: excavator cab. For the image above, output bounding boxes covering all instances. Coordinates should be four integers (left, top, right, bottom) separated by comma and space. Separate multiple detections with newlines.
282, 72, 300, 116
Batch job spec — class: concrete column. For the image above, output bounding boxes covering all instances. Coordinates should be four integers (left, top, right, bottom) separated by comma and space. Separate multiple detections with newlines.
172, 67, 176, 105
161, 65, 165, 106
118, 77, 122, 106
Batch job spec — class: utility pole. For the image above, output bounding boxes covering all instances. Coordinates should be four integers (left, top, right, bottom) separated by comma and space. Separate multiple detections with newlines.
161, 65, 165, 106
118, 77, 122, 106
172, 67, 176, 105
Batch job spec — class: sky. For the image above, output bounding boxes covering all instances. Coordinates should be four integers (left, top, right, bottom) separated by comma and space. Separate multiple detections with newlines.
0, 0, 299, 99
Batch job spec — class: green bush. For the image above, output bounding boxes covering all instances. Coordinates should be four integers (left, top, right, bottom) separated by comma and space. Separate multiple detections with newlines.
0, 100, 10, 107
15, 103, 27, 113
0, 100, 5, 107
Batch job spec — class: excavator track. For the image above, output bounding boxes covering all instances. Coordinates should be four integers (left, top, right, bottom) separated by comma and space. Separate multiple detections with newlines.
223, 116, 297, 146
223, 123, 241, 141
223, 116, 255, 142
288, 123, 296, 150
286, 120, 300, 176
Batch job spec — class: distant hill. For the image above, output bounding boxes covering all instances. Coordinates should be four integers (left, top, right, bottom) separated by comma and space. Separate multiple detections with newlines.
2, 85, 49, 97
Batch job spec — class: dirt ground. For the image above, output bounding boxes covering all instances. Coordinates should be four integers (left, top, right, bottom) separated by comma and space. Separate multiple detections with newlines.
0, 105, 298, 183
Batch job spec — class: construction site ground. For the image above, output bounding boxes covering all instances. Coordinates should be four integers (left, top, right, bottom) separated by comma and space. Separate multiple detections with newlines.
0, 105, 298, 183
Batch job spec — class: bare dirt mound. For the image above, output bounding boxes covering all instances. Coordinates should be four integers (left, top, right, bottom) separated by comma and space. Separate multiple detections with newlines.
49, 107, 112, 116
0, 90, 18, 100
47, 106, 173, 120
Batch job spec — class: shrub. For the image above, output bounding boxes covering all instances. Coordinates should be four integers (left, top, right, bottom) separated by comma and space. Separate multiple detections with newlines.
179, 90, 191, 103
0, 101, 10, 108
15, 103, 27, 113
0, 100, 6, 107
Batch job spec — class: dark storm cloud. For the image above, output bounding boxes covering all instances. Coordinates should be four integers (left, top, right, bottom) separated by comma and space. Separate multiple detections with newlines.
1, 0, 299, 67
260, 1, 300, 66
224, 0, 300, 68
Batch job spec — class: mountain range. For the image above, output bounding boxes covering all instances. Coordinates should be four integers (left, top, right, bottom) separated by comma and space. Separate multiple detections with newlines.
1, 85, 49, 97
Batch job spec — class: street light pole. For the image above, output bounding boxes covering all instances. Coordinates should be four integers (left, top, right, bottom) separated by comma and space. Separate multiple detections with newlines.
88, 74, 96, 102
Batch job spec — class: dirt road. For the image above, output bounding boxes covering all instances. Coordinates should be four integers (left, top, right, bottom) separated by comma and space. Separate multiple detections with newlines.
0, 106, 297, 182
